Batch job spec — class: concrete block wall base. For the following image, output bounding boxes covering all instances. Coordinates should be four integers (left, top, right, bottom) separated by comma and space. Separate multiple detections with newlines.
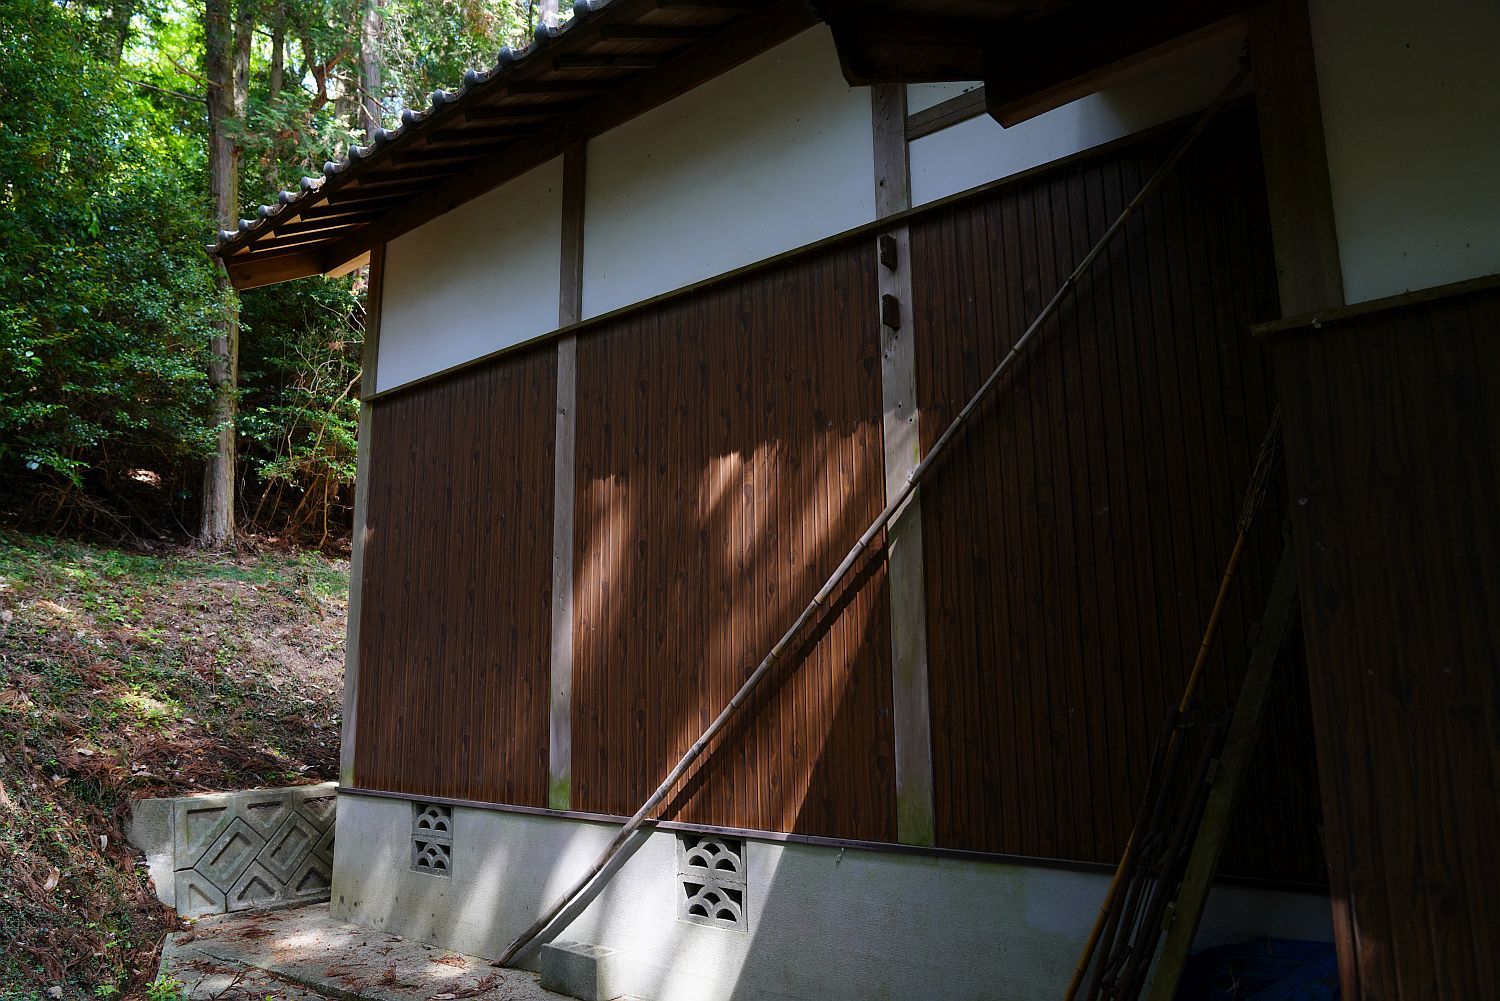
331, 791, 1336, 1001
127, 782, 337, 918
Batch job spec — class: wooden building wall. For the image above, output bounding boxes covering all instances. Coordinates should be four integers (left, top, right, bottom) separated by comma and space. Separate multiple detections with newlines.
354, 349, 557, 806
910, 109, 1324, 882
568, 240, 897, 842
1270, 278, 1500, 1000
350, 108, 1328, 884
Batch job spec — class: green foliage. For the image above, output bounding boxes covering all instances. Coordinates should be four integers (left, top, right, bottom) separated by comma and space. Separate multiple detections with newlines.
239, 276, 363, 541
0, 0, 554, 545
145, 977, 186, 1001
0, 0, 220, 487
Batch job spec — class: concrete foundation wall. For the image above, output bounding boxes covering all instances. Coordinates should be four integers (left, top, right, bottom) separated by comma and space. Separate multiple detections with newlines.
331, 792, 1332, 1001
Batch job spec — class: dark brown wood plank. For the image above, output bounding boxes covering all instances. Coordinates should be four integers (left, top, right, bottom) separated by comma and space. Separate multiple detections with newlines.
1272, 282, 1500, 1001
569, 238, 895, 842
909, 107, 1325, 881
354, 347, 557, 807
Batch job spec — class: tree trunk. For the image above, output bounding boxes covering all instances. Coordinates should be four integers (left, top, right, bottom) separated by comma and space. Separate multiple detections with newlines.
201, 0, 252, 548
539, 0, 558, 30
359, 0, 383, 140
104, 1, 136, 64
269, 3, 284, 99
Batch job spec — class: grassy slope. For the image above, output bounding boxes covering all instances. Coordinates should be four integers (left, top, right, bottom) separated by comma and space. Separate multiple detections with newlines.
0, 531, 347, 999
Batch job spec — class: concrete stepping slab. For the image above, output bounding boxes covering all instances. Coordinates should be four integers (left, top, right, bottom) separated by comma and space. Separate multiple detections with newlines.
161, 904, 571, 1001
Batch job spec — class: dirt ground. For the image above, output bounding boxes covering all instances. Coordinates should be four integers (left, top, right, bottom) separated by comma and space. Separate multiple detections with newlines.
0, 530, 348, 999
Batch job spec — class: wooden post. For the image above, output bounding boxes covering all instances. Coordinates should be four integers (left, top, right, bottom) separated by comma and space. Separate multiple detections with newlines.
872, 83, 935, 847
549, 142, 585, 810
1248, 0, 1344, 317
1247, 2, 1352, 991
340, 242, 385, 788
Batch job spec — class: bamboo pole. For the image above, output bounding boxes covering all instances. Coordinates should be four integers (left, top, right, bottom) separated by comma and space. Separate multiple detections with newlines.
494, 60, 1252, 970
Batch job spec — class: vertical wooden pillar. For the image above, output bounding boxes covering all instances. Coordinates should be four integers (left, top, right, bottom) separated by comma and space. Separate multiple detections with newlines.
872, 84, 935, 846
341, 242, 385, 788
1247, 0, 1353, 992
549, 142, 585, 810
1249, 0, 1344, 317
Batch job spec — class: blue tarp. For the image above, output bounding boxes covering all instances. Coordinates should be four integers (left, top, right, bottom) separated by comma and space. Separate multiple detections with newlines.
1175, 938, 1340, 1001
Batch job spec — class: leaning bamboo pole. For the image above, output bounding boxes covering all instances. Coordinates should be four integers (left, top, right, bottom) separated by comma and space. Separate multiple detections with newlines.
495, 60, 1253, 971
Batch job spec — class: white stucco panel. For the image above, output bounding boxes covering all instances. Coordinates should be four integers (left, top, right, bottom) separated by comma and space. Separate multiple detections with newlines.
909, 40, 1246, 208
1310, 0, 1500, 304
582, 27, 876, 320
377, 157, 563, 392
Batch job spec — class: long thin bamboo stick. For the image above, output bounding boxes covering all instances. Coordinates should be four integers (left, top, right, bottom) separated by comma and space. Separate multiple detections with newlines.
494, 60, 1252, 971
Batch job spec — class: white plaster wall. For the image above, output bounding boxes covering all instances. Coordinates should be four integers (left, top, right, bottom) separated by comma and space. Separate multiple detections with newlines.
908, 40, 1247, 208
581, 27, 875, 320
1309, 0, 1500, 304
333, 794, 1333, 1001
376, 158, 563, 392
907, 81, 981, 114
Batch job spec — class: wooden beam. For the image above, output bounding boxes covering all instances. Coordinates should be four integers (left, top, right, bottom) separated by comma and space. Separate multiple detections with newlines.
596, 22, 715, 40
552, 53, 667, 70
904, 86, 986, 142
428, 126, 534, 143
872, 83, 935, 848
559, 142, 586, 327
464, 103, 582, 122
507, 80, 616, 95
549, 142, 586, 812
985, 13, 1248, 127
388, 148, 490, 165
1248, 0, 1344, 316
320, 0, 813, 270
340, 242, 385, 788
225, 246, 327, 290
658, 0, 760, 10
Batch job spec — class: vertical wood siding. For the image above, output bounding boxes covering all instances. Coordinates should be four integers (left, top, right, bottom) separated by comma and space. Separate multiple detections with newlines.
570, 241, 897, 842
1274, 281, 1500, 1001
354, 348, 556, 806
910, 108, 1326, 882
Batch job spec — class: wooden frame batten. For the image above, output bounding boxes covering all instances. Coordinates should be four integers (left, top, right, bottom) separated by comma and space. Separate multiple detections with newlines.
549, 142, 586, 811
873, 82, 936, 847
341, 242, 385, 788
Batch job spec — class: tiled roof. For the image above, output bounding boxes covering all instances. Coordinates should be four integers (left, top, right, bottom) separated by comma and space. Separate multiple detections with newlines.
214, 0, 810, 288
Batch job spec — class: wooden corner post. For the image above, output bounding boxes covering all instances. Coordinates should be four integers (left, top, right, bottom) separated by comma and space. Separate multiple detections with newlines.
1248, 0, 1344, 317
872, 84, 936, 847
549, 141, 586, 811
341, 242, 385, 788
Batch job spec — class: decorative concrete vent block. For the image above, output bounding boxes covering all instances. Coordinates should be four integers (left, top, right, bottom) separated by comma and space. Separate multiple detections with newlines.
126, 783, 338, 918
411, 802, 453, 877
676, 834, 746, 931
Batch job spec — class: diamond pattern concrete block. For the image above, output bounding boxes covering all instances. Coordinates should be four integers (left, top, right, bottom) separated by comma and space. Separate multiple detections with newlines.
312, 823, 335, 866
174, 869, 228, 918
199, 818, 267, 891
290, 784, 337, 825
261, 813, 319, 883
235, 789, 292, 840
227, 861, 286, 912
173, 795, 233, 868
287, 854, 333, 902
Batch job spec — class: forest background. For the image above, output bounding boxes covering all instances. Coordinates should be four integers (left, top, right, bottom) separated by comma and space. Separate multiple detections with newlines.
1, 0, 573, 550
